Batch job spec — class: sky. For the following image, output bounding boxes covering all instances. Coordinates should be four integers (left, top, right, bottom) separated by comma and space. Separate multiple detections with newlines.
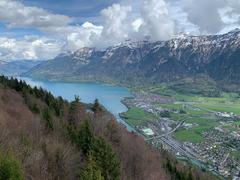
0, 0, 240, 61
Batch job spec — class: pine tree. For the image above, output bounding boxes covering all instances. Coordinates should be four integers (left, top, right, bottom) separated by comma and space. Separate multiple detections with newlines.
80, 153, 104, 180
42, 108, 54, 131
77, 121, 94, 154
74, 95, 80, 103
92, 99, 102, 113
92, 138, 120, 180
68, 96, 80, 125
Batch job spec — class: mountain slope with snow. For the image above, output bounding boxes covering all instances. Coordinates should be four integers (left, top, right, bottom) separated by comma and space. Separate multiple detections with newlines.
26, 30, 240, 86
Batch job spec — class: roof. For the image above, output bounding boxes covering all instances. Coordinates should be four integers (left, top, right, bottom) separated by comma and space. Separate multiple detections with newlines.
142, 128, 154, 136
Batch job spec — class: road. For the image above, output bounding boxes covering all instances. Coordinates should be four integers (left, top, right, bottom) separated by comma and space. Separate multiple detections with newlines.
221, 153, 230, 166
147, 120, 184, 141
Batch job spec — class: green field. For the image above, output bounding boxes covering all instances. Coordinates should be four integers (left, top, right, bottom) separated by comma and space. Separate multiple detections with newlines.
157, 103, 183, 110
169, 113, 188, 121
125, 83, 240, 144
174, 117, 218, 143
230, 151, 240, 160
174, 129, 204, 143
150, 83, 240, 104
153, 84, 240, 115
185, 117, 218, 126
122, 107, 156, 126
149, 85, 201, 102
154, 90, 239, 145
157, 103, 209, 117
196, 103, 240, 114
234, 121, 240, 126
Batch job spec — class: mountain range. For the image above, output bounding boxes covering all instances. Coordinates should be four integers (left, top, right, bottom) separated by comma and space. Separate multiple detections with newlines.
0, 60, 41, 76
25, 29, 240, 87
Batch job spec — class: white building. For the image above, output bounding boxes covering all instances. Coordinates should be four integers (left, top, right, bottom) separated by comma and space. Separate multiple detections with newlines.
142, 128, 155, 136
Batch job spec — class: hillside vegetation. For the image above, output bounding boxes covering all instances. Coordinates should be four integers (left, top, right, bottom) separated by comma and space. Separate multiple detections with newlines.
0, 76, 216, 180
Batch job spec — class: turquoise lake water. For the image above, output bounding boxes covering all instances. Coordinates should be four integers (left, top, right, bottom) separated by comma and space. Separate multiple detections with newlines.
19, 77, 134, 130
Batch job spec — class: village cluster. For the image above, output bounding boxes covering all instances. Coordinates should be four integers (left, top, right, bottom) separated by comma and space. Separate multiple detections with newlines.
122, 92, 240, 179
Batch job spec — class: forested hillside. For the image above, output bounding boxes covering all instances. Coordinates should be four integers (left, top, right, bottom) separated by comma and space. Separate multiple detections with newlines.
0, 76, 216, 180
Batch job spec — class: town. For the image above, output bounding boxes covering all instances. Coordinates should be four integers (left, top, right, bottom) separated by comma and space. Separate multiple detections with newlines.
121, 90, 240, 179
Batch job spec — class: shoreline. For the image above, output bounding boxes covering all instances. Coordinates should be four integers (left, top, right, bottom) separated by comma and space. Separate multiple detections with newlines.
22, 75, 139, 132
20, 75, 136, 91
20, 76, 231, 178
20, 75, 137, 133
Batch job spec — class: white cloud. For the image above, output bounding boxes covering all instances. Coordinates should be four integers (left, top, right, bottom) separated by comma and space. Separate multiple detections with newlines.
95, 1, 176, 47
0, 36, 63, 61
0, 0, 103, 58
0, 0, 177, 60
139, 0, 175, 40
183, 0, 240, 34
0, 0, 70, 29
1, 0, 240, 61
132, 18, 144, 32
183, 0, 225, 33
52, 23, 103, 50
96, 4, 132, 47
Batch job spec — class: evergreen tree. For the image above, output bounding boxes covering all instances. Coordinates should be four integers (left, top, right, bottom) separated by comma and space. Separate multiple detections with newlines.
42, 108, 54, 131
77, 121, 94, 154
92, 99, 102, 113
67, 120, 94, 155
92, 138, 120, 180
74, 95, 80, 103
30, 104, 40, 114
68, 96, 80, 125
80, 153, 104, 180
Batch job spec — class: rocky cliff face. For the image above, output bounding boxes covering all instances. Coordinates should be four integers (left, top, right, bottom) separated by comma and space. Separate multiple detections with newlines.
26, 30, 240, 84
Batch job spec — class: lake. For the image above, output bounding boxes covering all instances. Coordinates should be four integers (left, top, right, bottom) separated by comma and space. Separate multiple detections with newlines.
18, 77, 134, 130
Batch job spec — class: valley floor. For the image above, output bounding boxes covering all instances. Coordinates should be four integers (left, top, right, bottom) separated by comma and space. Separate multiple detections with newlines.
121, 86, 240, 179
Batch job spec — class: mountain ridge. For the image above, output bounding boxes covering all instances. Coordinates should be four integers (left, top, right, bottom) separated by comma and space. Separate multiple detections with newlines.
25, 30, 240, 87
0, 60, 41, 76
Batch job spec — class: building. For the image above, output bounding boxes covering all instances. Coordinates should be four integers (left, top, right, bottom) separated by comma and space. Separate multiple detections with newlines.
142, 128, 155, 136
216, 112, 234, 118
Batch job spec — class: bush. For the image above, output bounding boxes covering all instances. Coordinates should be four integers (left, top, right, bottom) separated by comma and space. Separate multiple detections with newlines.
30, 104, 40, 114
0, 151, 24, 180
179, 109, 187, 114
160, 110, 171, 118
